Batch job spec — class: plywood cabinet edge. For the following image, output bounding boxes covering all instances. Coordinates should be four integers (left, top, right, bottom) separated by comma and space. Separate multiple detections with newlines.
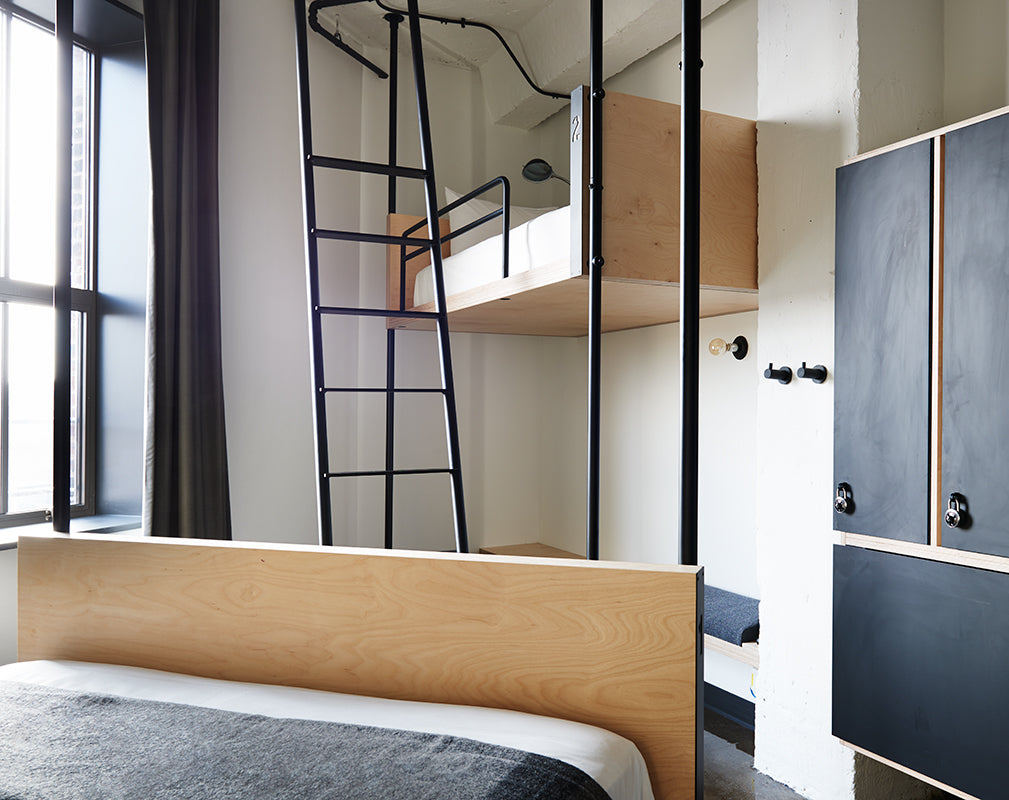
838, 740, 979, 800
839, 531, 1009, 575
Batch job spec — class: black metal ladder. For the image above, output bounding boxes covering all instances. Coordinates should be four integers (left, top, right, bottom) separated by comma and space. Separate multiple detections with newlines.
293, 0, 468, 552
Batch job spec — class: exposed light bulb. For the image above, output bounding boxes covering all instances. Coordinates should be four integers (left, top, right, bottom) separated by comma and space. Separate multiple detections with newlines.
708, 337, 739, 356
709, 335, 748, 360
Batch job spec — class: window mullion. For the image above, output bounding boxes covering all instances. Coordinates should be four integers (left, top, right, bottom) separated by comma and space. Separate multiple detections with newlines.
0, 302, 8, 515
1, 9, 10, 281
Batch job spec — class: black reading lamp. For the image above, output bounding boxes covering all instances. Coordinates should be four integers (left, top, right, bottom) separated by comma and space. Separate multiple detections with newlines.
521, 158, 570, 185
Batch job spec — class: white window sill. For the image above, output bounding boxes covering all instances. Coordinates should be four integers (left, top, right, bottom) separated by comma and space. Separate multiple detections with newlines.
0, 515, 142, 551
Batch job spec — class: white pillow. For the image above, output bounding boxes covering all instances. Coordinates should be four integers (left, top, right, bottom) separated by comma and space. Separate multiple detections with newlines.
445, 187, 557, 254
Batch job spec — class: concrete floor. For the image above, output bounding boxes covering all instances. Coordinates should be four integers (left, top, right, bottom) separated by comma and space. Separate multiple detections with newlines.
703, 710, 808, 800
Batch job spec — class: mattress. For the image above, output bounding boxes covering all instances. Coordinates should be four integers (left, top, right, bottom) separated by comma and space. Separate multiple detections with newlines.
413, 204, 571, 306
0, 660, 653, 800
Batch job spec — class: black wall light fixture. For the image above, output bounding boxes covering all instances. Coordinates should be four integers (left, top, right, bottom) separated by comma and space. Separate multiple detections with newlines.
521, 158, 570, 185
708, 335, 748, 360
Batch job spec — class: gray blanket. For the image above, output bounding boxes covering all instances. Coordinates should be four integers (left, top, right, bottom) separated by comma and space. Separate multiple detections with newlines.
0, 681, 612, 800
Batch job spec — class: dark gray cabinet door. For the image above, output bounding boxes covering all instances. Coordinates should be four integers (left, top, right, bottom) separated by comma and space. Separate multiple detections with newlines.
834, 142, 932, 543
833, 545, 1009, 800
943, 113, 1009, 557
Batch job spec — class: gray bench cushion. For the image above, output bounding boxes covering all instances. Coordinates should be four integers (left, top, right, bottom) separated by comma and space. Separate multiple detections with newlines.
704, 585, 759, 646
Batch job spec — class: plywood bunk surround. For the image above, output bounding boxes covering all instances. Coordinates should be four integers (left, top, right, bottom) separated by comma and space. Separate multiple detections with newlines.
17, 533, 703, 800
387, 88, 758, 336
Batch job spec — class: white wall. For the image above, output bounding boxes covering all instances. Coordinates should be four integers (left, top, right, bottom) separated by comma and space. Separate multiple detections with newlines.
944, 0, 1009, 124
605, 0, 757, 117
218, 0, 364, 546
858, 0, 944, 153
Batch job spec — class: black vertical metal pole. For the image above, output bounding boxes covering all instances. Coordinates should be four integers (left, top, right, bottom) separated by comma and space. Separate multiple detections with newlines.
680, 0, 701, 569
680, 3, 704, 796
383, 12, 402, 549
405, 0, 469, 553
586, 0, 603, 561
294, 0, 334, 546
52, 0, 73, 533
386, 14, 401, 212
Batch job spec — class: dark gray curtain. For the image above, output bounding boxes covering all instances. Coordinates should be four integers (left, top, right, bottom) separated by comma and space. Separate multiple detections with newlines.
142, 0, 232, 540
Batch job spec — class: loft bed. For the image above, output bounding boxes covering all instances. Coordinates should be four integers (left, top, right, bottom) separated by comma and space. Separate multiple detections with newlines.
8, 533, 704, 800
386, 87, 758, 336
299, 0, 731, 564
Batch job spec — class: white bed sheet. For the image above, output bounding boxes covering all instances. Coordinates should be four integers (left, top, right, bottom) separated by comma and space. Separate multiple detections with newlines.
0, 660, 653, 800
413, 204, 571, 306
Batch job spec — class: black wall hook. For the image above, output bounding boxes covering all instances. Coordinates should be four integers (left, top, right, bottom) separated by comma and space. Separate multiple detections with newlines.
797, 362, 828, 383
764, 363, 792, 384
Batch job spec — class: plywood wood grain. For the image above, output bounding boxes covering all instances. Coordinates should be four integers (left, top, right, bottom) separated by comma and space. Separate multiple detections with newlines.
601, 92, 758, 290
18, 534, 701, 800
391, 272, 757, 336
841, 531, 1009, 576
839, 740, 977, 800
703, 634, 759, 669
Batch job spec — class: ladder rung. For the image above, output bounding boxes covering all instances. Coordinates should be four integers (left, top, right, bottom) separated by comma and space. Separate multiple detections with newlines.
325, 468, 453, 479
312, 229, 434, 248
316, 305, 441, 320
309, 155, 427, 180
321, 387, 445, 394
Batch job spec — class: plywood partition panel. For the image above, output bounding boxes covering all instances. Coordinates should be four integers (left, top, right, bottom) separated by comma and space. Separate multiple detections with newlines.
18, 534, 702, 800
601, 91, 757, 290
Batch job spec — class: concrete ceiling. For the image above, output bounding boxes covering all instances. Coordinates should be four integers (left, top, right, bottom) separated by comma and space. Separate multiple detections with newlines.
327, 0, 732, 129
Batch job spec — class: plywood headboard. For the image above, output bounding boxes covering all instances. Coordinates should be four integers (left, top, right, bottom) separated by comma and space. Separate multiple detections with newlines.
17, 534, 701, 799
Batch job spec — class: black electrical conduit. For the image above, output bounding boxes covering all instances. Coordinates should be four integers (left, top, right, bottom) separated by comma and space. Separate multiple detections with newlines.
307, 0, 567, 100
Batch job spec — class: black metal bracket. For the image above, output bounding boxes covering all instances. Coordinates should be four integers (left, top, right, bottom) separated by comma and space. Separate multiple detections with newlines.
764, 363, 792, 384
308, 1, 389, 78
797, 362, 828, 383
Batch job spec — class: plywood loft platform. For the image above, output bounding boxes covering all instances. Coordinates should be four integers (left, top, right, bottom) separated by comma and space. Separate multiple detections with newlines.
387, 89, 758, 337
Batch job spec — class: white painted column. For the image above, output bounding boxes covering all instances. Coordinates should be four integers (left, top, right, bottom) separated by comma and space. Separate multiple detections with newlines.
754, 1, 948, 798
753, 1, 859, 796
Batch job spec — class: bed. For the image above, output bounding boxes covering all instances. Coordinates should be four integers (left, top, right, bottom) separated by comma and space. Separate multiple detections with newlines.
8, 533, 703, 799
386, 88, 758, 336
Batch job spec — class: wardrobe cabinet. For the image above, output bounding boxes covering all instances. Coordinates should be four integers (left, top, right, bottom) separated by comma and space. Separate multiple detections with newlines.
835, 109, 1009, 558
833, 140, 932, 544
942, 113, 1009, 558
833, 546, 1009, 800
833, 107, 1009, 800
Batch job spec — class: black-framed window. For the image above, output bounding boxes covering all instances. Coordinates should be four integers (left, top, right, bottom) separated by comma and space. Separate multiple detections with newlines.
0, 6, 96, 527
